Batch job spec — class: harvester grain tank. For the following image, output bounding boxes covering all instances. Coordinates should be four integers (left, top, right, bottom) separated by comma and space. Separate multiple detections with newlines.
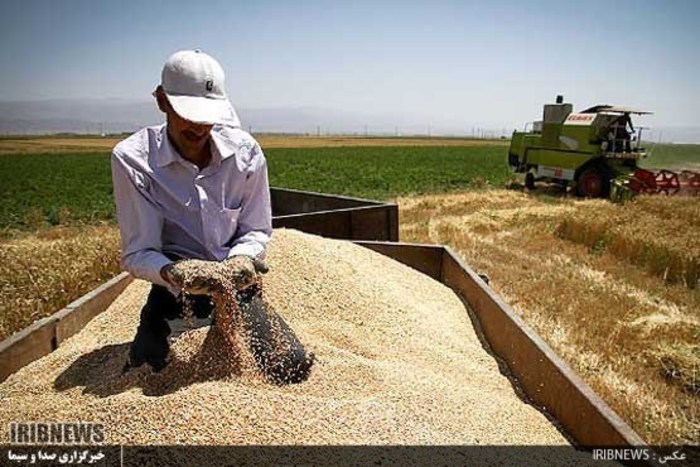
508, 95, 700, 198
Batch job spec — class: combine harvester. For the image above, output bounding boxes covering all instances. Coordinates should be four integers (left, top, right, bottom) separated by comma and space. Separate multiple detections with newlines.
508, 95, 700, 199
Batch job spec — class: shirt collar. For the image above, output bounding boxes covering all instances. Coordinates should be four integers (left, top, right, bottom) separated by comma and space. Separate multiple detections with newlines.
155, 125, 236, 169
155, 125, 179, 168
210, 127, 237, 161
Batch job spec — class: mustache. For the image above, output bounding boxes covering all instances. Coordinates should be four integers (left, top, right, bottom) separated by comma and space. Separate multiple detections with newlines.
182, 129, 209, 142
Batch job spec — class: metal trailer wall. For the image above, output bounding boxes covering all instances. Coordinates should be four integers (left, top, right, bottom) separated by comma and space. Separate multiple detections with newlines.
271, 188, 399, 241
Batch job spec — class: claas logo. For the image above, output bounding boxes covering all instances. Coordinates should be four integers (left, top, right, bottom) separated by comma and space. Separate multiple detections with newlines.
567, 114, 593, 121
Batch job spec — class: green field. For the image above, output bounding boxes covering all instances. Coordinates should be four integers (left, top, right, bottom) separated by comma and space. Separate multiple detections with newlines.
640, 143, 700, 169
1, 142, 697, 233
0, 153, 115, 231
0, 145, 510, 231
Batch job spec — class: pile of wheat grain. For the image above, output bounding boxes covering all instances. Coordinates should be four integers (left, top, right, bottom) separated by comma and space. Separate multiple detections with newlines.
172, 257, 314, 386
0, 229, 582, 450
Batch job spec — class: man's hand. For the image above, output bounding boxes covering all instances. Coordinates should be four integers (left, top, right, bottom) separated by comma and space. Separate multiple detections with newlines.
225, 255, 269, 290
160, 257, 269, 294
160, 260, 221, 295
160, 263, 184, 289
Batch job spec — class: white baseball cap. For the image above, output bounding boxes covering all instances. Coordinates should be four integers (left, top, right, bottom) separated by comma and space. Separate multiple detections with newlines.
160, 49, 241, 127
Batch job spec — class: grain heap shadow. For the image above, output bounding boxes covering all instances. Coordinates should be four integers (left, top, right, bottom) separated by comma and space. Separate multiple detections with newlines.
174, 259, 314, 385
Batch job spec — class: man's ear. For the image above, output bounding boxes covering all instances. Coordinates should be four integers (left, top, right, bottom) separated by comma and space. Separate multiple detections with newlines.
154, 86, 169, 113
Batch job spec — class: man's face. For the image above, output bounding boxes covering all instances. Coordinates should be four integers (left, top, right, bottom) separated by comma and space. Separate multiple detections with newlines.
156, 88, 214, 161
167, 109, 214, 161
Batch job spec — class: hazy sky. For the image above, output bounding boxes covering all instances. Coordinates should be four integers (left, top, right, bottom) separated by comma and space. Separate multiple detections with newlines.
1, 0, 698, 129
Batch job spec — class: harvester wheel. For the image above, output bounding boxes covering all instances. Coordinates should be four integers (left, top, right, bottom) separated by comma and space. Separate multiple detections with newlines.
576, 166, 610, 198
525, 172, 535, 190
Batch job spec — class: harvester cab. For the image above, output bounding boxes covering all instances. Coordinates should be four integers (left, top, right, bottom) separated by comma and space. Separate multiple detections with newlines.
508, 96, 662, 198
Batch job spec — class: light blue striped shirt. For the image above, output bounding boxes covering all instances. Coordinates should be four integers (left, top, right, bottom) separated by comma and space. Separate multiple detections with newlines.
111, 124, 272, 290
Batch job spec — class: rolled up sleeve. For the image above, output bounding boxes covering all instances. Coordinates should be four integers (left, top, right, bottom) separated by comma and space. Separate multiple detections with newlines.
111, 151, 172, 287
227, 143, 273, 259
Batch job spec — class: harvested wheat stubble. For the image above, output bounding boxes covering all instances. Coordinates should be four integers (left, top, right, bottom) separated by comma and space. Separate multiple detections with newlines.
0, 229, 596, 458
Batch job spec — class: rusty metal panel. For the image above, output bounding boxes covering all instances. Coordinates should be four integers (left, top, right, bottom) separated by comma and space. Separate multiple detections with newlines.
274, 210, 351, 239
387, 205, 399, 242
354, 241, 443, 280
0, 316, 56, 383
271, 187, 379, 216
439, 247, 647, 449
270, 188, 398, 241
350, 206, 396, 241
55, 273, 133, 344
275, 206, 399, 241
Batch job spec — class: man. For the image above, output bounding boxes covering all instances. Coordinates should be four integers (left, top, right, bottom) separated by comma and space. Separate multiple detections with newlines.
111, 49, 273, 372
605, 112, 636, 154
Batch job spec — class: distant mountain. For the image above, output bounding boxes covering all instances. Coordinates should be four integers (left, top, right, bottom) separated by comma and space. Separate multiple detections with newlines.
0, 99, 698, 142
0, 99, 159, 135
0, 99, 506, 137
